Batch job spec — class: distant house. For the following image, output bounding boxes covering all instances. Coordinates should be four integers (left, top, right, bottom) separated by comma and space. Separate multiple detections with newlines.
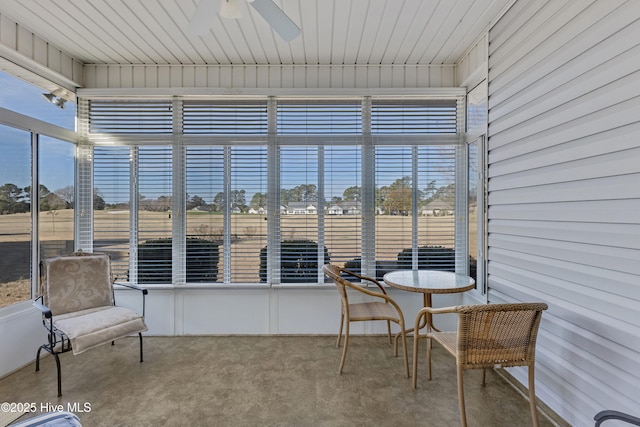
341, 201, 361, 215
326, 204, 342, 215
422, 200, 454, 216
248, 207, 266, 215
285, 202, 317, 214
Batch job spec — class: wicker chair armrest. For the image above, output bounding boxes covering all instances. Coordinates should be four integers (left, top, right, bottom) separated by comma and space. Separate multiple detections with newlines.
415, 305, 458, 332
341, 267, 387, 294
417, 305, 459, 316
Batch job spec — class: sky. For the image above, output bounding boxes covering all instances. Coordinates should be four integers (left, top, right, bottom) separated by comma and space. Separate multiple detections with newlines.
0, 71, 75, 192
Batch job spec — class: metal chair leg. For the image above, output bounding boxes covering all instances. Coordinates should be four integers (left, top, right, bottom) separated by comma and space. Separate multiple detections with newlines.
139, 333, 144, 362
54, 352, 62, 397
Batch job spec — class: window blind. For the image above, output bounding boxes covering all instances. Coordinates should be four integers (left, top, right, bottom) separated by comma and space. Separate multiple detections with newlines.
230, 146, 267, 283
88, 100, 173, 134
371, 99, 457, 134
183, 101, 268, 134
185, 146, 225, 283
85, 96, 464, 285
137, 146, 173, 283
277, 100, 362, 134
93, 146, 131, 280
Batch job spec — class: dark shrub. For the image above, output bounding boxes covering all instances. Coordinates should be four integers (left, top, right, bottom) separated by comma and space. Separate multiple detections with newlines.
343, 258, 398, 280
397, 245, 477, 278
260, 239, 330, 283
137, 237, 219, 283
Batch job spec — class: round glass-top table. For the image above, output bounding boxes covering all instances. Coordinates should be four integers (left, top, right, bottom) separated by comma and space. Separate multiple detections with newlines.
383, 270, 475, 332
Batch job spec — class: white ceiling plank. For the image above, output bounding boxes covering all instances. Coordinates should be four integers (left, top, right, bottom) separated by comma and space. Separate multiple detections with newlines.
0, 0, 513, 69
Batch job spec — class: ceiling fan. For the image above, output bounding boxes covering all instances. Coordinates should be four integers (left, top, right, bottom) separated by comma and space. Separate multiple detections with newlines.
188, 0, 301, 42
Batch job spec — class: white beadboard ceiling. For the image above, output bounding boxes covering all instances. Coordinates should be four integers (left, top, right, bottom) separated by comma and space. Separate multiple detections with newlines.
0, 0, 511, 67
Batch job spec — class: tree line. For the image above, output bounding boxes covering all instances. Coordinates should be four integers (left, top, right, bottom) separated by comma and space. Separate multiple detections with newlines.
0, 184, 105, 215
0, 177, 455, 216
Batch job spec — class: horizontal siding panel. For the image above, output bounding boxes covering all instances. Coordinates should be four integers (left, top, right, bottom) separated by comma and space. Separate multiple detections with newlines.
489, 96, 640, 160
490, 1, 635, 105
489, 274, 640, 351
488, 233, 640, 275
489, 219, 640, 249
489, 70, 640, 147
489, 122, 640, 174
488, 0, 550, 57
489, 173, 640, 203
488, 199, 640, 224
490, 247, 640, 300
491, 38, 640, 134
490, 18, 640, 123
489, 0, 580, 79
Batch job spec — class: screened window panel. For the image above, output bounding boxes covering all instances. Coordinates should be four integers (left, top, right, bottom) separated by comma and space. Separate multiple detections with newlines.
416, 146, 456, 272
230, 146, 267, 283
375, 146, 414, 274
0, 125, 31, 308
88, 100, 173, 134
85, 97, 464, 285
279, 145, 321, 282
39, 136, 75, 262
371, 99, 457, 134
183, 101, 268, 134
138, 146, 173, 283
277, 100, 362, 134
185, 146, 224, 283
93, 146, 131, 280
324, 145, 362, 268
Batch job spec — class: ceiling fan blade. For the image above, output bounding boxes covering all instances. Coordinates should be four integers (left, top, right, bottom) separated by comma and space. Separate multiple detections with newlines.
249, 0, 301, 42
188, 0, 220, 35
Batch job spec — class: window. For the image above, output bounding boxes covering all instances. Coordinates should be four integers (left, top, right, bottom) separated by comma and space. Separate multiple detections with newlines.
0, 71, 77, 309
39, 136, 75, 261
468, 137, 486, 294
94, 146, 131, 280
85, 96, 465, 285
0, 71, 76, 130
0, 125, 31, 308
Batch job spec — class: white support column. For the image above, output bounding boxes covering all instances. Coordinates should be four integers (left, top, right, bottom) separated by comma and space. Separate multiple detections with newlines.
172, 97, 186, 284
267, 97, 280, 284
361, 97, 376, 277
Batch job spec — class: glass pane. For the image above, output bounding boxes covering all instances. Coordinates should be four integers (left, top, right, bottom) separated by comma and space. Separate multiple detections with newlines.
0, 71, 76, 130
94, 146, 131, 280
416, 146, 456, 272
375, 146, 413, 277
279, 146, 321, 282
468, 141, 479, 282
0, 125, 31, 308
186, 146, 224, 283
232, 146, 267, 283
325, 146, 361, 268
138, 146, 172, 283
39, 136, 75, 261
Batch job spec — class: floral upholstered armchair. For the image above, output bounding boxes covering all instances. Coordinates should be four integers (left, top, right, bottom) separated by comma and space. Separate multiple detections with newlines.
33, 252, 148, 396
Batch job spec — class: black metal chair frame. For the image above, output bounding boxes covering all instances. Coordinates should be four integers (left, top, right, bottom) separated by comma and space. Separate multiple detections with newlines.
33, 259, 147, 396
594, 410, 640, 426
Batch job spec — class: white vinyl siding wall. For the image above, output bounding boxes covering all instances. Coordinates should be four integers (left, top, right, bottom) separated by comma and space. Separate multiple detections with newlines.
487, 1, 640, 425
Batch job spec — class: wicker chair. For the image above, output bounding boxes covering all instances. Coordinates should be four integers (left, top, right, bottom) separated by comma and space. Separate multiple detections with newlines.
413, 302, 548, 427
33, 252, 148, 396
323, 264, 409, 378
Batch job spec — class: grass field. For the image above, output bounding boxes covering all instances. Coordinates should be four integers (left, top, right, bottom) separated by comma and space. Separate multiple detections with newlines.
0, 208, 474, 308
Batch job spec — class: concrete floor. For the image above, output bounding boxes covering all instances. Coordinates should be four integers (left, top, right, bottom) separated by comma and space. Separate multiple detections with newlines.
1, 336, 558, 427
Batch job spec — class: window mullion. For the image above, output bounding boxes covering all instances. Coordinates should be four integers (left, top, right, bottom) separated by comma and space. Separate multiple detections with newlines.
223, 146, 231, 283
129, 146, 139, 284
